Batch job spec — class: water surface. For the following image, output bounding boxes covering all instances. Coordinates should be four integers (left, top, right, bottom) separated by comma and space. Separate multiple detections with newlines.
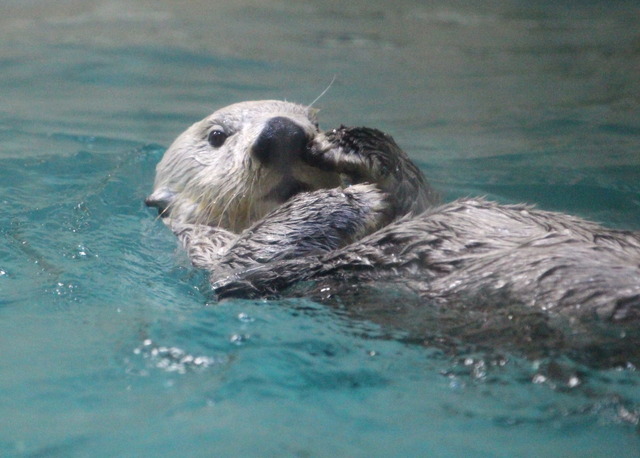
1, 1, 640, 456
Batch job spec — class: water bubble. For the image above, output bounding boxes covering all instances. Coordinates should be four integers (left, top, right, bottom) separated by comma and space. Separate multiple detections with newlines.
532, 374, 547, 384
53, 282, 78, 297
193, 356, 214, 367
230, 333, 249, 345
133, 340, 220, 373
168, 347, 184, 359
617, 406, 640, 425
567, 376, 580, 388
472, 360, 487, 380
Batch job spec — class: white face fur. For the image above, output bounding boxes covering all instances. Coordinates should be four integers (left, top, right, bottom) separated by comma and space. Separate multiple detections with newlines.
146, 100, 341, 232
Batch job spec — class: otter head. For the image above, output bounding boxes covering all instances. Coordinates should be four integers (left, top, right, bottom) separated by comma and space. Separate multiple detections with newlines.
145, 100, 341, 232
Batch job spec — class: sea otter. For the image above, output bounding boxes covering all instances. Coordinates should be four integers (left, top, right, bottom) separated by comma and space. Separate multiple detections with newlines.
146, 100, 640, 362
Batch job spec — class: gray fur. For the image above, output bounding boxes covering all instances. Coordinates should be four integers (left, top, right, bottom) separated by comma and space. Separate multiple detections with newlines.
147, 100, 640, 362
145, 100, 341, 231
211, 196, 640, 319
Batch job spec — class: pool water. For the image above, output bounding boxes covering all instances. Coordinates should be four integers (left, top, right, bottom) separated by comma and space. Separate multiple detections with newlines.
1, 1, 640, 456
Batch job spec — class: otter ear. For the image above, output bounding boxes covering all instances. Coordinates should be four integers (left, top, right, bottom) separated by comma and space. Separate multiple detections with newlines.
145, 188, 176, 217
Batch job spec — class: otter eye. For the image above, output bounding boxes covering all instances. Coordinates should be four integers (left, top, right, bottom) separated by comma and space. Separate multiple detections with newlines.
208, 130, 228, 148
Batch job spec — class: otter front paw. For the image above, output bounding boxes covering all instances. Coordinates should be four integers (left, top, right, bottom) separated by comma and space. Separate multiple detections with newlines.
306, 126, 439, 217
306, 126, 395, 184
217, 184, 393, 273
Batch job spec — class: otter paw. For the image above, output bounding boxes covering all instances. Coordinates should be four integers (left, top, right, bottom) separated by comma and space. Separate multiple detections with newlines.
306, 126, 438, 217
306, 126, 400, 185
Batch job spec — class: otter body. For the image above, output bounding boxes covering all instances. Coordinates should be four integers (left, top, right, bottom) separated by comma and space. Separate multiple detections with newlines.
147, 100, 640, 361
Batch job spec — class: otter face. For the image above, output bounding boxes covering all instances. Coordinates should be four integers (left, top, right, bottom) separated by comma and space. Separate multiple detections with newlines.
145, 100, 341, 232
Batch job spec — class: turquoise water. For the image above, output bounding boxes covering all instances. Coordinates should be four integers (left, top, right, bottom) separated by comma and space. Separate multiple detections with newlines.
1, 1, 640, 456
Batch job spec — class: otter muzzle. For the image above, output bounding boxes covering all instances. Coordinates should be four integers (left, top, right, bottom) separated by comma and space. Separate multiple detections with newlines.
251, 116, 309, 169
145, 188, 176, 218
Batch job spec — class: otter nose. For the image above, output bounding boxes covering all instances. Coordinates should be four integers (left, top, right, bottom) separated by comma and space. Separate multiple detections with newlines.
252, 116, 309, 167
145, 188, 175, 218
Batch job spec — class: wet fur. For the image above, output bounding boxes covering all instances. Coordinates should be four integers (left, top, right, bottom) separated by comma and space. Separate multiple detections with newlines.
147, 100, 640, 363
